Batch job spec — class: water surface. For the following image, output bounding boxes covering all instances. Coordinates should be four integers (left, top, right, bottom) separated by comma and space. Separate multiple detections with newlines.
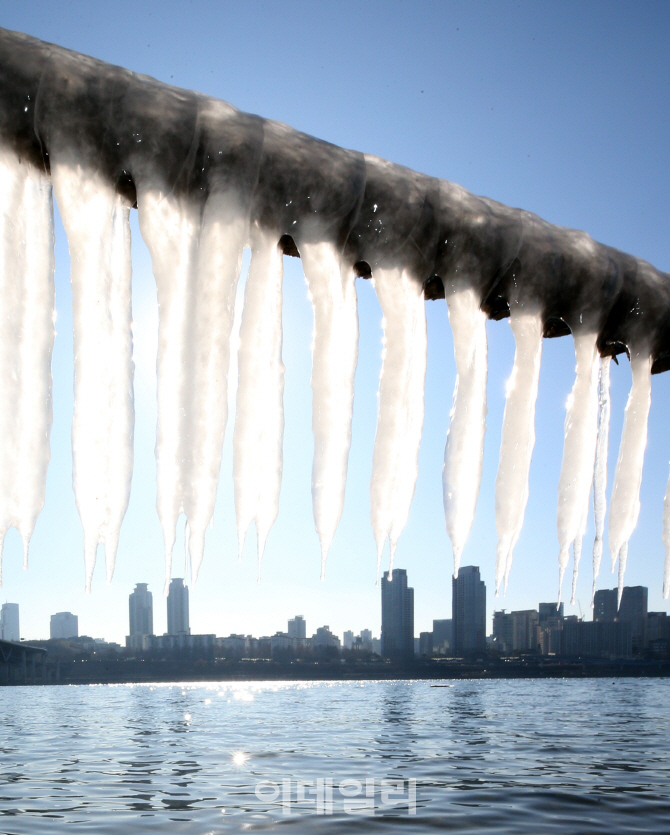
1, 678, 668, 833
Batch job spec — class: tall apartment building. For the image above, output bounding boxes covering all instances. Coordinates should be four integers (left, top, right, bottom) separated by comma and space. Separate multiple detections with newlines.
129, 584, 154, 637
167, 578, 190, 635
0, 602, 19, 641
381, 568, 414, 659
50, 612, 78, 639
492, 610, 513, 654
594, 585, 648, 653
288, 615, 306, 642
512, 609, 540, 652
432, 619, 452, 654
452, 566, 486, 655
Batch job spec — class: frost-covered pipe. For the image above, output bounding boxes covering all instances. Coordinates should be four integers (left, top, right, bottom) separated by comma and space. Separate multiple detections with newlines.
301, 242, 358, 579
495, 309, 543, 593
370, 268, 427, 581
591, 357, 611, 603
443, 283, 488, 578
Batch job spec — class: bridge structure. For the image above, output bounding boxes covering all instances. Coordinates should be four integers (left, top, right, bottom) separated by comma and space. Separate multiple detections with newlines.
0, 638, 48, 685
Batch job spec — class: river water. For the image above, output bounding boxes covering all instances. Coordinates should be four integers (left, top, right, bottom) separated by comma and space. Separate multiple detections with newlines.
1, 678, 668, 833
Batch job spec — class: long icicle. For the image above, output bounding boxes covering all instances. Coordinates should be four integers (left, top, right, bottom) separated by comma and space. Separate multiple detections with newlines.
370, 268, 427, 581
137, 189, 200, 592
182, 196, 246, 582
556, 332, 599, 605
442, 283, 488, 578
591, 356, 611, 603
300, 242, 358, 580
52, 164, 134, 591
233, 228, 284, 580
608, 353, 652, 599
663, 467, 670, 599
494, 309, 543, 593
0, 150, 54, 584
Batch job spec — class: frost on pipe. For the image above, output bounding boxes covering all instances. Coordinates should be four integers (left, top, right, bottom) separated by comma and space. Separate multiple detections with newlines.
52, 163, 133, 591
495, 309, 543, 593
0, 149, 54, 583
591, 357, 611, 603
301, 242, 358, 580
370, 268, 427, 581
233, 230, 285, 580
556, 332, 599, 605
442, 283, 488, 578
608, 353, 652, 599
2, 28, 670, 593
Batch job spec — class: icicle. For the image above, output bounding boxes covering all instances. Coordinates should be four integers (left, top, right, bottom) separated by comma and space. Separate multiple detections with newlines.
616, 540, 628, 607
608, 353, 652, 592
300, 242, 358, 580
442, 283, 488, 578
370, 268, 427, 581
0, 149, 54, 584
137, 189, 200, 592
52, 164, 133, 591
591, 357, 611, 603
494, 309, 543, 593
233, 228, 285, 579
663, 468, 670, 599
181, 197, 246, 581
556, 332, 599, 604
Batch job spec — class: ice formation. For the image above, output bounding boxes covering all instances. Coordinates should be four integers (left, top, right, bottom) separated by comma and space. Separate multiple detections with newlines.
591, 357, 611, 602
1, 28, 670, 600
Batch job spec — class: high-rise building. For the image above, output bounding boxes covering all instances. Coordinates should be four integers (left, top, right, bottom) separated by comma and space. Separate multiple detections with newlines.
539, 602, 564, 626
129, 584, 154, 637
594, 586, 648, 653
381, 568, 414, 659
432, 619, 452, 654
492, 610, 513, 654
0, 603, 19, 641
50, 612, 78, 639
167, 579, 190, 635
452, 566, 486, 655
342, 630, 354, 650
512, 609, 540, 652
594, 589, 618, 623
288, 615, 306, 642
419, 631, 433, 656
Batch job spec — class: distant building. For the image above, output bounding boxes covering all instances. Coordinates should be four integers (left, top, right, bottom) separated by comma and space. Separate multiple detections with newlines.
167, 578, 190, 635
218, 634, 250, 657
594, 586, 648, 653
452, 566, 486, 655
0, 602, 19, 641
372, 637, 381, 655
381, 569, 414, 659
129, 584, 153, 637
492, 610, 513, 654
343, 630, 355, 650
512, 610, 540, 653
50, 612, 78, 639
288, 616, 306, 643
312, 625, 340, 649
539, 602, 564, 626
561, 620, 632, 658
271, 632, 295, 653
419, 631, 433, 657
432, 619, 452, 654
646, 612, 670, 655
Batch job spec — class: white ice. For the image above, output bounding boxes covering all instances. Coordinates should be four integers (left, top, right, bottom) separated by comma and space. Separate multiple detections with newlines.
663, 466, 670, 599
0, 150, 54, 583
233, 229, 285, 579
52, 163, 133, 591
608, 354, 652, 598
300, 242, 358, 579
556, 332, 599, 605
370, 268, 427, 580
138, 188, 246, 588
442, 283, 488, 578
495, 309, 543, 593
591, 356, 611, 603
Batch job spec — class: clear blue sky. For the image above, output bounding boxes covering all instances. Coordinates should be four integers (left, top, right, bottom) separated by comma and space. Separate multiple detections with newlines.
1, 0, 669, 643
